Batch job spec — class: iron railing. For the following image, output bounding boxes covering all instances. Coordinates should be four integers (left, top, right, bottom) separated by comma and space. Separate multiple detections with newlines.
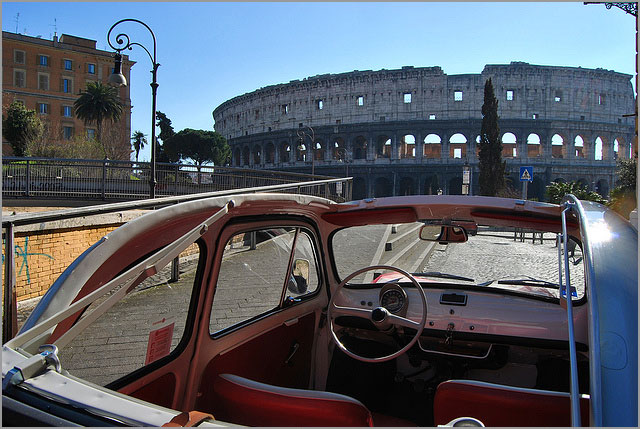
2, 157, 350, 201
2, 176, 353, 343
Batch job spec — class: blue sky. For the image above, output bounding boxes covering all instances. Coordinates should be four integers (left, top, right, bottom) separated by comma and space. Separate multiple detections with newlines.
2, 2, 637, 162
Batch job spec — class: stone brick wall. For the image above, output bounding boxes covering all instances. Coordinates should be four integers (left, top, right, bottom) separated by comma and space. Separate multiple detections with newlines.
5, 224, 120, 301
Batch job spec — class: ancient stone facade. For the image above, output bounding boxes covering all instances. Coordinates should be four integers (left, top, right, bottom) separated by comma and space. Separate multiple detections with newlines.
213, 63, 636, 201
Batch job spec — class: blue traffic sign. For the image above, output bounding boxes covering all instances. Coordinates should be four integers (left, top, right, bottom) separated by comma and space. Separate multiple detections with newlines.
519, 166, 533, 182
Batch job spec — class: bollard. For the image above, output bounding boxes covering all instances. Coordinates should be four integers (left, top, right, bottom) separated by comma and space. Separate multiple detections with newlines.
170, 257, 180, 283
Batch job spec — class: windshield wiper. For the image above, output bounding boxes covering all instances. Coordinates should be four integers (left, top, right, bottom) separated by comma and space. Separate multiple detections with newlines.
496, 277, 560, 289
413, 271, 475, 282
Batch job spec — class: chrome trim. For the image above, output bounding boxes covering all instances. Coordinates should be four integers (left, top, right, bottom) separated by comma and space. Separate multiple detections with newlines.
418, 338, 493, 360
560, 204, 581, 427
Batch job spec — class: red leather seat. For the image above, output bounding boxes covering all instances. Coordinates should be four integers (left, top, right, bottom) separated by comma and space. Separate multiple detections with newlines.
433, 379, 590, 427
211, 373, 374, 426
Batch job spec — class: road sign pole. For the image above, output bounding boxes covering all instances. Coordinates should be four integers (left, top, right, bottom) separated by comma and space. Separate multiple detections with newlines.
522, 181, 528, 200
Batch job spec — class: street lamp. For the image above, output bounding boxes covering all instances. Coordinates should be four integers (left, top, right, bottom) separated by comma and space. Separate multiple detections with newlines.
336, 147, 350, 178
297, 126, 316, 177
108, 19, 159, 198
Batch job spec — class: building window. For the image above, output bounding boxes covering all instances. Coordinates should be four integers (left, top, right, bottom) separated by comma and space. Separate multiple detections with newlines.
87, 63, 96, 74
317, 99, 324, 110
64, 59, 73, 70
38, 55, 49, 67
506, 90, 514, 101
38, 73, 49, 90
554, 90, 562, 102
454, 91, 463, 101
38, 103, 49, 114
63, 78, 72, 93
63, 126, 74, 140
404, 93, 412, 103
532, 113, 538, 119
429, 114, 436, 120
598, 94, 605, 105
357, 96, 364, 106
13, 69, 26, 88
14, 50, 25, 64
63, 106, 73, 118
282, 104, 289, 114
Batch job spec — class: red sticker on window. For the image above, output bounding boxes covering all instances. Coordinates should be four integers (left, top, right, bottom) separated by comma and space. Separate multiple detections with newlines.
145, 322, 175, 365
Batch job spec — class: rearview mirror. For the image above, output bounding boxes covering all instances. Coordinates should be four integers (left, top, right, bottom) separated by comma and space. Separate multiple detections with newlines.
288, 259, 310, 294
419, 225, 468, 243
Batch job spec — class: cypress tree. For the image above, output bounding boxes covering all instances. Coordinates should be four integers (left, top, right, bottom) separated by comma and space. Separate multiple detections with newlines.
478, 78, 506, 196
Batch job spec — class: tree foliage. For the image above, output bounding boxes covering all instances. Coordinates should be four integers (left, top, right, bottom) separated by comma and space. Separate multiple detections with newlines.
131, 130, 147, 163
478, 78, 505, 196
2, 101, 44, 156
545, 181, 606, 205
74, 81, 124, 149
607, 158, 637, 218
155, 111, 179, 163
165, 128, 230, 167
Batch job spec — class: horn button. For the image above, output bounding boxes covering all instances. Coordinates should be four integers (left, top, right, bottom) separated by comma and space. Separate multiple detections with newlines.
371, 307, 389, 323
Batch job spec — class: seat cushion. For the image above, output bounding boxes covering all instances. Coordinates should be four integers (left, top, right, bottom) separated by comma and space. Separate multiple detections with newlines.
211, 373, 374, 426
434, 379, 590, 427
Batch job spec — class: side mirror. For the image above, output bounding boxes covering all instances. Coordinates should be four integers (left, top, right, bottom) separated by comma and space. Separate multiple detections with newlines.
288, 259, 310, 294
419, 225, 468, 243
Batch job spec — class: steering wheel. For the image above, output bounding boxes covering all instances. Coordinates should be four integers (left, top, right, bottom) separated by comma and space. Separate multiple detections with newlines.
328, 265, 427, 363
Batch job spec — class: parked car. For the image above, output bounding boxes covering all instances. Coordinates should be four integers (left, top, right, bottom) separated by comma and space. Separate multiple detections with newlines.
2, 193, 637, 426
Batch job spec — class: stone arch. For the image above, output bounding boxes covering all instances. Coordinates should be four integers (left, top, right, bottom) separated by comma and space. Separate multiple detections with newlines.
527, 133, 541, 157
448, 176, 463, 195
241, 146, 250, 166
374, 176, 392, 198
399, 176, 415, 195
594, 136, 603, 161
551, 133, 566, 159
423, 134, 442, 159
265, 142, 275, 164
574, 135, 585, 158
313, 140, 324, 161
353, 135, 368, 160
375, 135, 392, 159
280, 142, 291, 163
449, 133, 467, 159
234, 147, 241, 167
596, 178, 609, 197
424, 175, 440, 195
501, 132, 517, 158
332, 137, 346, 160
296, 142, 306, 162
613, 138, 620, 159
400, 134, 416, 159
252, 144, 261, 165
352, 177, 367, 200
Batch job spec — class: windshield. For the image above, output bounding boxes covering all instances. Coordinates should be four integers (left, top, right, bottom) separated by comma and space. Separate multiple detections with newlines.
331, 221, 585, 300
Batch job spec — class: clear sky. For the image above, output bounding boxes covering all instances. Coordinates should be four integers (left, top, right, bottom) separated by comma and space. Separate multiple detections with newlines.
2, 1, 637, 162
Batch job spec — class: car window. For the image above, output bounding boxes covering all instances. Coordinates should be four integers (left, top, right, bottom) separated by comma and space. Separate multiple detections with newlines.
331, 222, 585, 301
57, 242, 203, 387
210, 226, 320, 335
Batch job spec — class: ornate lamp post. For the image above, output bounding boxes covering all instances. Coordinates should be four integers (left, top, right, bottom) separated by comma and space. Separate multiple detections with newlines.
336, 147, 350, 178
297, 126, 316, 177
107, 19, 159, 198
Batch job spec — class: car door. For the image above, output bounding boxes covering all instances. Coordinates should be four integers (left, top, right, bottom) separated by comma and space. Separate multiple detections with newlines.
186, 217, 328, 413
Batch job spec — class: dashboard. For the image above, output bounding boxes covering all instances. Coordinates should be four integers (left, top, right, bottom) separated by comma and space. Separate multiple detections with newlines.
332, 283, 589, 346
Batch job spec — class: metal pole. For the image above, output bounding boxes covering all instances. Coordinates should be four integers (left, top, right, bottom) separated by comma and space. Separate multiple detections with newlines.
150, 67, 158, 198
3, 223, 17, 342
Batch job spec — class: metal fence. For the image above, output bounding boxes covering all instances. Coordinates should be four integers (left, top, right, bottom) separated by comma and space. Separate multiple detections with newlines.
2, 174, 354, 342
2, 157, 352, 202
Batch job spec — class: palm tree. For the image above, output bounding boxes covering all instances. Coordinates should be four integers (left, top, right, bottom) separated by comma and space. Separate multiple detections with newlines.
131, 130, 147, 163
74, 81, 124, 149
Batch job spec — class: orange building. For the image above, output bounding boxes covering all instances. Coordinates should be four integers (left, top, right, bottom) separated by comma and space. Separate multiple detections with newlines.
2, 31, 135, 159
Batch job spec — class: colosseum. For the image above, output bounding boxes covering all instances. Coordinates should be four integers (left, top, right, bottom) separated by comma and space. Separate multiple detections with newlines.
213, 62, 636, 201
